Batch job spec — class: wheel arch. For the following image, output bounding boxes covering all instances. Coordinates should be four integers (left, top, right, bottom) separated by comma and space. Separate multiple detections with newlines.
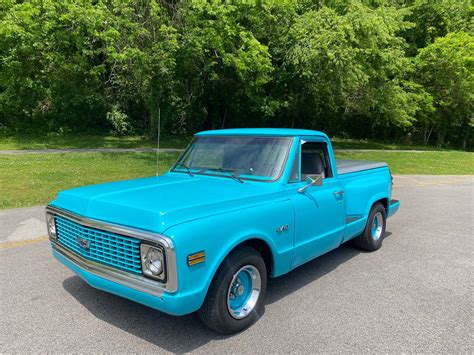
207, 235, 276, 286
226, 238, 274, 276
367, 195, 389, 215
373, 197, 389, 212
191, 235, 275, 313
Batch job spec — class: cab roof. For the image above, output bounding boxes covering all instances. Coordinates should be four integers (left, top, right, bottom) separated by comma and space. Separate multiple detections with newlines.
196, 128, 328, 138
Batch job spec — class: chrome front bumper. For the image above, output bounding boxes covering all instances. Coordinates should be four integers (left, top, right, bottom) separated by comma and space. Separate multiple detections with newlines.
52, 241, 167, 297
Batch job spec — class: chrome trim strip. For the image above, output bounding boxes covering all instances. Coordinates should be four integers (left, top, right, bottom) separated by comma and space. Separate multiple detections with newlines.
52, 241, 165, 297
345, 215, 364, 224
46, 205, 178, 293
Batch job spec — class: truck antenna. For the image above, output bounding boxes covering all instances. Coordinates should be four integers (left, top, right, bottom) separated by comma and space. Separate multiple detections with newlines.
156, 108, 160, 177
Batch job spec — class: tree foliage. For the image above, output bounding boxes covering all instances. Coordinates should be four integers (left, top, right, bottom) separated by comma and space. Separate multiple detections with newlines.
0, 0, 472, 148
415, 32, 473, 148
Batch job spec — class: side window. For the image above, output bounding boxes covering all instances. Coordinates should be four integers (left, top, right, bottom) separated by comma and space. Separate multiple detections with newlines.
289, 148, 299, 182
300, 142, 332, 181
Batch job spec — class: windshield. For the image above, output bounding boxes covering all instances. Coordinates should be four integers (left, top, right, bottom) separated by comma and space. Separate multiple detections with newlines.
171, 136, 292, 181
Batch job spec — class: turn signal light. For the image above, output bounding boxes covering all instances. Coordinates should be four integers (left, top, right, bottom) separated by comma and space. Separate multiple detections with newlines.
187, 251, 205, 266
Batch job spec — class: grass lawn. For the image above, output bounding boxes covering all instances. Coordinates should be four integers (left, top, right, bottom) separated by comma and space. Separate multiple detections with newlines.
0, 133, 464, 151
330, 137, 449, 151
1, 150, 472, 210
0, 152, 180, 209
334, 151, 474, 175
0, 134, 191, 150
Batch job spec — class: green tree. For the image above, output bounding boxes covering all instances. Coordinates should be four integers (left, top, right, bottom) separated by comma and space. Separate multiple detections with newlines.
1, 0, 52, 131
0, 0, 472, 149
415, 32, 474, 148
99, 0, 178, 134
172, 1, 274, 131
283, 1, 420, 136
0, 0, 178, 134
403, 0, 473, 56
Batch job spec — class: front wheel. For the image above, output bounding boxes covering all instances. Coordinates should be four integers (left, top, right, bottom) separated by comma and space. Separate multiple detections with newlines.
198, 246, 267, 334
353, 202, 386, 251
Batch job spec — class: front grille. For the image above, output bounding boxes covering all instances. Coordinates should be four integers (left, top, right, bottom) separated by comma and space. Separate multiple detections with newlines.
55, 215, 142, 274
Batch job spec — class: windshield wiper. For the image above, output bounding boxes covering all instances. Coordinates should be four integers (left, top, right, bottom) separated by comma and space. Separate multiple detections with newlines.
201, 168, 244, 183
174, 162, 194, 177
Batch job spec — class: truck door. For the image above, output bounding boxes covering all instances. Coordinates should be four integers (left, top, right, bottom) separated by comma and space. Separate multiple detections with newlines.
289, 139, 346, 268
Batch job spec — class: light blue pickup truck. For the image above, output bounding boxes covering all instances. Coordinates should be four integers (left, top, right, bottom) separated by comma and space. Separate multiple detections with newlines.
46, 128, 400, 333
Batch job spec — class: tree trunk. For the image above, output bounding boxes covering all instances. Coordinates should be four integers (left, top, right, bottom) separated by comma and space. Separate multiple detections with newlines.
423, 125, 433, 145
426, 126, 433, 145
436, 131, 445, 148
460, 121, 470, 150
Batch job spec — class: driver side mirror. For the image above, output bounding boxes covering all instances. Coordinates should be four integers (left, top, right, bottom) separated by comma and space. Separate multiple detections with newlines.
297, 174, 323, 193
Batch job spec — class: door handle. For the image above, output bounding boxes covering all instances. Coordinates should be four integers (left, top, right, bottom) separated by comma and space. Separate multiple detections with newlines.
333, 190, 344, 197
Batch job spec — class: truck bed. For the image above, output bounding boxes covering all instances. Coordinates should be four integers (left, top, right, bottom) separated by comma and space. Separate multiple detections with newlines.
336, 160, 388, 175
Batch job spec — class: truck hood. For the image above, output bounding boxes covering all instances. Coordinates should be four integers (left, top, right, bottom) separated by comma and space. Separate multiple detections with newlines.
51, 173, 284, 234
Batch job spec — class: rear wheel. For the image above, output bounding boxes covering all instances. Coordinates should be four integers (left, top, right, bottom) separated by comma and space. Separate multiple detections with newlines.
353, 202, 386, 251
198, 246, 267, 334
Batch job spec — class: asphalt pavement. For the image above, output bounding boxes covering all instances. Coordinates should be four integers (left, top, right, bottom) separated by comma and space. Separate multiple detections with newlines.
1, 175, 473, 352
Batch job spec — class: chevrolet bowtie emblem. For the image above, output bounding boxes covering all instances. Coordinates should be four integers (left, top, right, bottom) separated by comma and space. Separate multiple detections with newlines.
77, 237, 90, 249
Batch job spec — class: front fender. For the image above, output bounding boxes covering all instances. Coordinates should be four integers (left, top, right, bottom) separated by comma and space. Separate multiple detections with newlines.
162, 199, 295, 313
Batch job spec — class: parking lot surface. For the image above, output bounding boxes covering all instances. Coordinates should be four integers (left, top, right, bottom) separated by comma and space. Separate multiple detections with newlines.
1, 176, 473, 352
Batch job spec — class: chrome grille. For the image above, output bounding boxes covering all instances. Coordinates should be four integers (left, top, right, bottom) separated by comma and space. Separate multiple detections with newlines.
55, 215, 142, 274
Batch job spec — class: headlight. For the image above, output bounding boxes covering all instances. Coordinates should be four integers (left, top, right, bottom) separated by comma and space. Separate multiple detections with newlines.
46, 213, 56, 240
140, 244, 166, 282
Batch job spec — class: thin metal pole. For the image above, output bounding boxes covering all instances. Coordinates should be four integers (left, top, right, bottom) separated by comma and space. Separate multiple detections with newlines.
156, 108, 160, 177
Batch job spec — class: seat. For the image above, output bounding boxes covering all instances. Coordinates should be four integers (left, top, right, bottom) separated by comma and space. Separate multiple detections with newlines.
301, 152, 324, 180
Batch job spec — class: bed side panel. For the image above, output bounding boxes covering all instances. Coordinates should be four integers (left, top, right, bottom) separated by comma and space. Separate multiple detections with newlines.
339, 167, 391, 241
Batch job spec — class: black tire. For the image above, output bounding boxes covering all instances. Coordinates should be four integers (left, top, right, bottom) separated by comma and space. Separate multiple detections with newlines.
198, 246, 267, 334
353, 202, 386, 251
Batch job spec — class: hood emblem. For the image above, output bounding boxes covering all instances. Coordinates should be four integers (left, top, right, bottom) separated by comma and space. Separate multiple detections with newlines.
77, 237, 90, 249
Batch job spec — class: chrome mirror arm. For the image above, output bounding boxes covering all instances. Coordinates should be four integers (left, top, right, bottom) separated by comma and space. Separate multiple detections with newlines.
297, 174, 323, 193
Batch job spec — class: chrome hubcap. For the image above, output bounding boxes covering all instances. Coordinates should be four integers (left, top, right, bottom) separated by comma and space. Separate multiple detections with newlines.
371, 212, 383, 240
227, 265, 261, 319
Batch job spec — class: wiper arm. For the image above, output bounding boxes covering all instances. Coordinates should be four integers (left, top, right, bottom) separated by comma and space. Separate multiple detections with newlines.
174, 162, 194, 176
202, 168, 244, 183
